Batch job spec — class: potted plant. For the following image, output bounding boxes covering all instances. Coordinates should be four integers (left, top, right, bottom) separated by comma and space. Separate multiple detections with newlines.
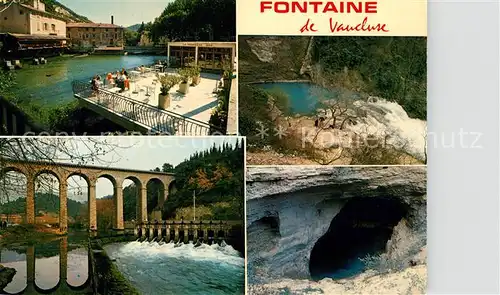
190, 65, 201, 86
221, 60, 232, 89
157, 74, 180, 110
177, 67, 192, 94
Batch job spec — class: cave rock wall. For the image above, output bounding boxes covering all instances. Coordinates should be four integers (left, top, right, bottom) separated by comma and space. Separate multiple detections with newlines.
246, 166, 426, 280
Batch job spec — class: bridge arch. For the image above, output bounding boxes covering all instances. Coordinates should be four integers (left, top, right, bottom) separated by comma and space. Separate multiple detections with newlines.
34, 169, 62, 183
0, 165, 27, 176
33, 171, 61, 229
146, 178, 165, 221
122, 176, 147, 223
168, 180, 177, 196
95, 173, 118, 187
66, 172, 91, 186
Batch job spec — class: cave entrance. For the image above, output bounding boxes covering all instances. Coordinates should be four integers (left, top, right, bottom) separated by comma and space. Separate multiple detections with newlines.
309, 197, 408, 280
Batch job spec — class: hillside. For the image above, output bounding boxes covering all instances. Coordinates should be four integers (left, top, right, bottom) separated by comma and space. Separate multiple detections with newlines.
0, 193, 85, 220
127, 24, 141, 32
19, 0, 91, 23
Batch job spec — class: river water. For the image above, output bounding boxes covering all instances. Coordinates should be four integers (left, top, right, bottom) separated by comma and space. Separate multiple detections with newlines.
0, 235, 89, 294
11, 55, 166, 106
104, 241, 245, 295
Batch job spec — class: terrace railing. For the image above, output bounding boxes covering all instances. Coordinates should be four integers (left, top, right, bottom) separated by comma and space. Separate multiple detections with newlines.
72, 80, 217, 136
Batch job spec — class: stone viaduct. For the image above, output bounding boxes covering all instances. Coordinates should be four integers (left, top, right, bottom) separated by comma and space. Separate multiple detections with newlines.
0, 159, 175, 232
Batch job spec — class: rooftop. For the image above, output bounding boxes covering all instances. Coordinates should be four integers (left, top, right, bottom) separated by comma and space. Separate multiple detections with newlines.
67, 23, 123, 29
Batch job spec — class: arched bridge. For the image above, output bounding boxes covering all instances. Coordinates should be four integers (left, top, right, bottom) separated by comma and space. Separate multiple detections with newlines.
0, 159, 175, 232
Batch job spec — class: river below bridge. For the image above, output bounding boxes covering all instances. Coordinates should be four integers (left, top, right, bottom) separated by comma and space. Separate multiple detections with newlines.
11, 54, 166, 106
0, 232, 89, 294
104, 241, 245, 295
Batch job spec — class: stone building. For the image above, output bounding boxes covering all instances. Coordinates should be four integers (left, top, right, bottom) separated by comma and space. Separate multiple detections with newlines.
0, 0, 66, 37
66, 17, 125, 50
0, 0, 67, 57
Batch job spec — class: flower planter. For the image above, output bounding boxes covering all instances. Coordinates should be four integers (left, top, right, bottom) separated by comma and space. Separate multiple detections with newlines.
178, 82, 189, 94
191, 74, 201, 86
158, 93, 170, 110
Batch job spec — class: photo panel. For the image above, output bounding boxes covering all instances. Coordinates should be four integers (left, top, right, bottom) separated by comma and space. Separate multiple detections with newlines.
0, 136, 245, 295
238, 0, 427, 166
0, 0, 237, 136
246, 165, 427, 294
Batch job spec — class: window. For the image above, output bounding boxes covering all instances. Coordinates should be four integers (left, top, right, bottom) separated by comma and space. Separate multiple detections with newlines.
68, 33, 71, 38
51, 24, 56, 31
43, 23, 48, 31
93, 28, 95, 32
19, 10, 24, 15
4, 17, 7, 20
37, 22, 40, 31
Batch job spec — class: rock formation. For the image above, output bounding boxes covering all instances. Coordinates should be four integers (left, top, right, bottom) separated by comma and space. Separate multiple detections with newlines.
247, 166, 426, 289
0, 264, 16, 291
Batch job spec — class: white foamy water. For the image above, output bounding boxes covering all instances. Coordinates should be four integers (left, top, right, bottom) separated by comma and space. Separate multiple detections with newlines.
114, 240, 244, 267
104, 241, 245, 295
349, 97, 427, 160
312, 97, 426, 160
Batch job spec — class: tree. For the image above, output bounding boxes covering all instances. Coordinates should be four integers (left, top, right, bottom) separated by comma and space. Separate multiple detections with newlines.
162, 140, 244, 220
149, 0, 235, 43
124, 29, 139, 46
162, 163, 174, 173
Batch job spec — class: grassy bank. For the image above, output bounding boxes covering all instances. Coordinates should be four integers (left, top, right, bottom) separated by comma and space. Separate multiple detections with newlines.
91, 240, 141, 295
11, 98, 127, 134
0, 224, 65, 246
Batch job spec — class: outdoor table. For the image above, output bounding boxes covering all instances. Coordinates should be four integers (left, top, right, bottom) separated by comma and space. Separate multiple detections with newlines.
154, 65, 165, 72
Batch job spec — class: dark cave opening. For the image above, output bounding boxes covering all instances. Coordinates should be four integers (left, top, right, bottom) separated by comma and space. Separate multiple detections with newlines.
309, 197, 408, 280
255, 216, 280, 236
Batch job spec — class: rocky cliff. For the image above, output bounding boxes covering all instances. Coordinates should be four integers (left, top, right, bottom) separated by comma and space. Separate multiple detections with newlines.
246, 166, 426, 289
20, 0, 91, 23
238, 36, 311, 83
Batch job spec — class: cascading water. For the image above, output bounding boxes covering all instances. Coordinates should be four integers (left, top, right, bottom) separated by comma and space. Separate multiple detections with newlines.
104, 241, 245, 295
348, 98, 427, 161
255, 83, 426, 161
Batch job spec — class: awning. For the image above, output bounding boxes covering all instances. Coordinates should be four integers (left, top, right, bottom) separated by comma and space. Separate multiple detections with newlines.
8, 33, 69, 41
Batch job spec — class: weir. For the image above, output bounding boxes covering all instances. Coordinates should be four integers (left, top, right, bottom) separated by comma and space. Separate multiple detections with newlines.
134, 220, 239, 245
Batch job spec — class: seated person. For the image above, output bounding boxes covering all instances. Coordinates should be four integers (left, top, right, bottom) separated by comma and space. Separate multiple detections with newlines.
91, 75, 99, 94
